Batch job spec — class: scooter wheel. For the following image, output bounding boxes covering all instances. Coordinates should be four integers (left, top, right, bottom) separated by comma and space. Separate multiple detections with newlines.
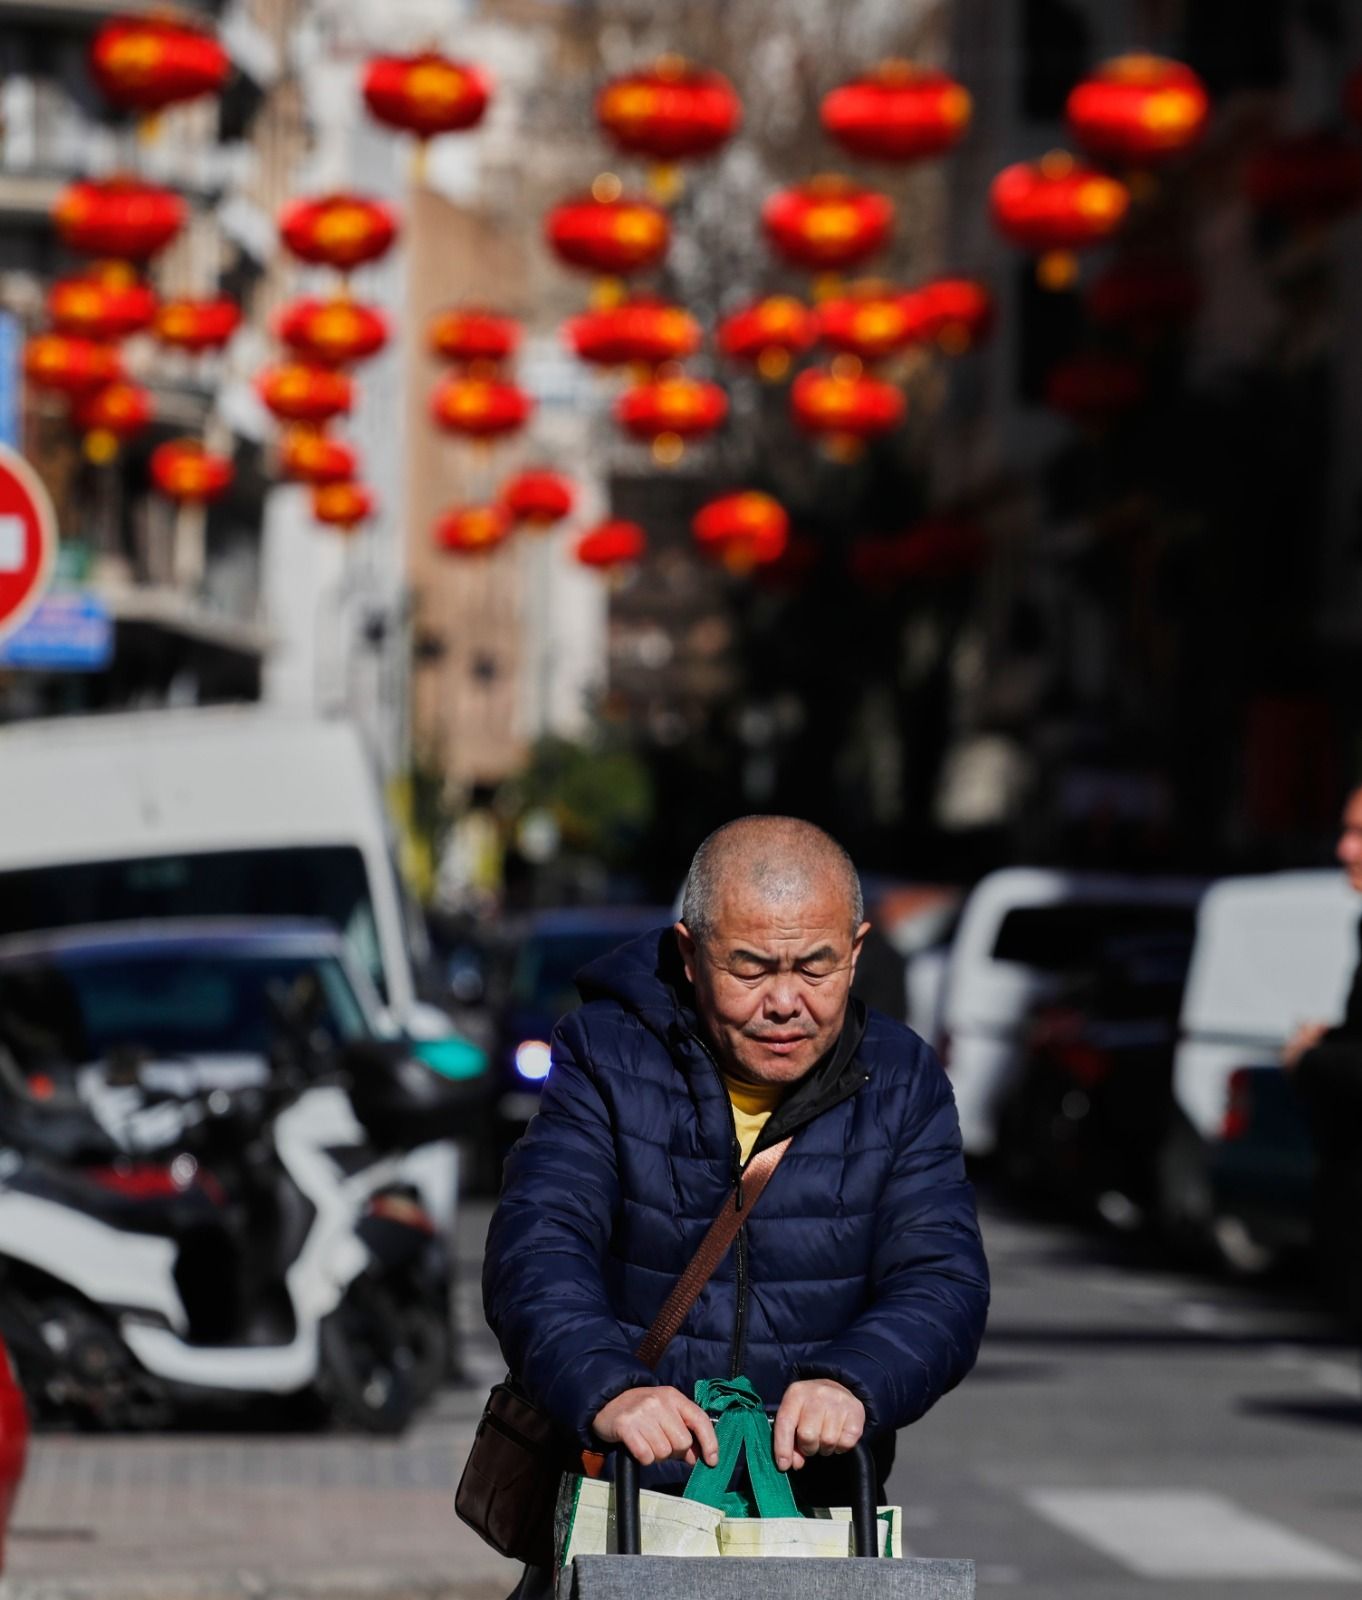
317, 1281, 416, 1435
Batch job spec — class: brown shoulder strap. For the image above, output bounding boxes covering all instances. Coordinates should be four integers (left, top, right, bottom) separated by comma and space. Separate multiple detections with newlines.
632, 1136, 793, 1371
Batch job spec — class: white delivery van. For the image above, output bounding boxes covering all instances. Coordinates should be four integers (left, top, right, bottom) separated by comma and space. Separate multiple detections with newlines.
939, 868, 1206, 1156
0, 707, 433, 1029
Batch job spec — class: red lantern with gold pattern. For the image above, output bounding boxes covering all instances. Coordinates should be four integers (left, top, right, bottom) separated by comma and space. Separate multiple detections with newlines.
153, 296, 241, 354
597, 59, 740, 162
150, 439, 233, 503
1087, 258, 1200, 331
1044, 351, 1146, 422
431, 375, 533, 440
564, 297, 700, 368
615, 376, 727, 445
502, 469, 576, 528
278, 430, 360, 486
435, 504, 513, 555
1066, 55, 1209, 167
791, 366, 905, 445
763, 177, 894, 273
817, 285, 921, 363
545, 194, 671, 277
53, 176, 185, 262
821, 63, 971, 162
1245, 131, 1362, 225
71, 381, 153, 461
48, 271, 157, 342
276, 297, 388, 367
693, 491, 790, 570
362, 52, 490, 140
278, 195, 399, 272
90, 16, 229, 116
312, 481, 374, 531
256, 363, 355, 427
718, 296, 818, 380
990, 152, 1130, 288
23, 334, 122, 396
909, 278, 995, 352
575, 519, 647, 570
428, 308, 520, 366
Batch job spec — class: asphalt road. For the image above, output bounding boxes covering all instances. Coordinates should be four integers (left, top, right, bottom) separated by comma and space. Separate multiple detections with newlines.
6, 1189, 1362, 1600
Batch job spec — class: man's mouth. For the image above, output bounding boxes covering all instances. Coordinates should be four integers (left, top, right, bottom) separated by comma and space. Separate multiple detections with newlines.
752, 1033, 813, 1054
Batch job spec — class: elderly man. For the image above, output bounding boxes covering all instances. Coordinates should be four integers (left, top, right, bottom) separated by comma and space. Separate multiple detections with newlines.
484, 816, 989, 1530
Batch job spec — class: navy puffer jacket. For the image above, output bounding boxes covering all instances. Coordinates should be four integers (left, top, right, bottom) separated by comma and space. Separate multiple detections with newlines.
483, 929, 989, 1485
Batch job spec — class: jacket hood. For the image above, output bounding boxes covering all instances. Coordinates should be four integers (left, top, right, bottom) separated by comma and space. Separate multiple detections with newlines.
575, 926, 694, 1045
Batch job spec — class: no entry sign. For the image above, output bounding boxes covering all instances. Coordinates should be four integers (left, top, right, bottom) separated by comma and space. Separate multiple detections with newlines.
0, 443, 57, 647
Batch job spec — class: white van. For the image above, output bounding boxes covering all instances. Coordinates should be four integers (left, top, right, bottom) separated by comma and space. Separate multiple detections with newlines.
0, 707, 433, 1029
940, 868, 1205, 1156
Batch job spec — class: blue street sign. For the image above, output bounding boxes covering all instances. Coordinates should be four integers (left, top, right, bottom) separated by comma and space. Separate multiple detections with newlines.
0, 590, 113, 671
0, 314, 20, 450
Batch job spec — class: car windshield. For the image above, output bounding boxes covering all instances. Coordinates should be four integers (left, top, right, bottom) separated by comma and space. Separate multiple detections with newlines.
0, 846, 389, 1001
511, 929, 648, 1016
0, 949, 372, 1069
991, 902, 1199, 974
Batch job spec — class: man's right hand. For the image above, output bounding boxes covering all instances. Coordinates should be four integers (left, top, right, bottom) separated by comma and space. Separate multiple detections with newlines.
1284, 1021, 1329, 1070
592, 1386, 720, 1468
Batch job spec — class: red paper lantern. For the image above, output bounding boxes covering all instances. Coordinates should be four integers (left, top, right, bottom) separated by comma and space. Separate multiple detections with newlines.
1245, 131, 1362, 225
596, 59, 740, 162
821, 62, 971, 162
90, 17, 229, 116
693, 491, 790, 570
23, 334, 122, 396
908, 278, 995, 352
990, 153, 1130, 287
256, 362, 355, 426
564, 297, 700, 368
312, 481, 374, 531
53, 177, 185, 262
434, 504, 513, 555
431, 375, 534, 439
1044, 351, 1146, 422
614, 376, 727, 445
153, 296, 241, 353
278, 195, 399, 272
276, 297, 388, 366
717, 296, 818, 380
71, 380, 153, 460
428, 308, 521, 366
545, 194, 671, 276
150, 439, 233, 503
763, 177, 894, 272
362, 52, 490, 140
817, 286, 922, 363
1066, 55, 1209, 167
278, 429, 359, 485
575, 519, 647, 569
790, 367, 905, 444
502, 469, 576, 527
1087, 258, 1200, 330
48, 272, 157, 341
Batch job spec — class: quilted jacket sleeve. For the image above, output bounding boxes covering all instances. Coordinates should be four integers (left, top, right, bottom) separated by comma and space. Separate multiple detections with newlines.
482, 1015, 657, 1445
794, 1046, 989, 1435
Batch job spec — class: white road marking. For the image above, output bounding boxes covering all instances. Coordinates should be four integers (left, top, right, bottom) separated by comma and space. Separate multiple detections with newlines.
1026, 1490, 1362, 1580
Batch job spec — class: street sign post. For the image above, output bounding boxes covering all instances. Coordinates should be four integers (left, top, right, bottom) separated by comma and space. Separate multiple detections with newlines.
0, 442, 58, 647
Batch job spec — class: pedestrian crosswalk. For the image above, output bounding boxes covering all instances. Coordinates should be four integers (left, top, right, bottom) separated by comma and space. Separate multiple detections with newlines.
1024, 1489, 1362, 1581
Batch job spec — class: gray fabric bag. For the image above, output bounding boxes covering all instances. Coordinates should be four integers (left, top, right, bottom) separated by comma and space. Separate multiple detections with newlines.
558, 1554, 975, 1600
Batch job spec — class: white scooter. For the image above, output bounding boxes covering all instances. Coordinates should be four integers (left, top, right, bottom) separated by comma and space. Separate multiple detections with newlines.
0, 1050, 450, 1432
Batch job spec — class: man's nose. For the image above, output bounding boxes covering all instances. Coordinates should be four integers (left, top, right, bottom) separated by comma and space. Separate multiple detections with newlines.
762, 973, 805, 1018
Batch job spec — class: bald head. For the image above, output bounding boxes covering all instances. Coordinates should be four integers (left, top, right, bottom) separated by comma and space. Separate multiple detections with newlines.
680, 816, 863, 946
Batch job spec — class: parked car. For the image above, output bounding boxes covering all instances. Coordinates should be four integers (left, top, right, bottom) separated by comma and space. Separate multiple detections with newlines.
1163, 871, 1356, 1270
0, 1335, 28, 1571
937, 869, 1206, 1157
994, 925, 1195, 1227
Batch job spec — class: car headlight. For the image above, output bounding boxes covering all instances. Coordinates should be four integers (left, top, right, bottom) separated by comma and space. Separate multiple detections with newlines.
514, 1039, 553, 1083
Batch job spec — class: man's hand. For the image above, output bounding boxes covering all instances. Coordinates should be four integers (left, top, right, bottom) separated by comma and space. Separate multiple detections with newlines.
1284, 1021, 1329, 1070
592, 1386, 720, 1468
772, 1379, 865, 1473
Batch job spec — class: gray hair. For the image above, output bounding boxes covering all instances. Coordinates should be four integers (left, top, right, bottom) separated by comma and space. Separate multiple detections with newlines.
679, 815, 864, 943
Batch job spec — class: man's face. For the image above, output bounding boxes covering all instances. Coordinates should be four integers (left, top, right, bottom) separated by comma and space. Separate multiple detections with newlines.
676, 876, 869, 1086
1338, 787, 1362, 892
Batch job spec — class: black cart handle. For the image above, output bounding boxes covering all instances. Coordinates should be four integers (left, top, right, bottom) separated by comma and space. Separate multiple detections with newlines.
614, 1441, 881, 1558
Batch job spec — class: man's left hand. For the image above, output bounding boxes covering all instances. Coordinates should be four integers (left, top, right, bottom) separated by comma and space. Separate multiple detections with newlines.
772, 1379, 865, 1473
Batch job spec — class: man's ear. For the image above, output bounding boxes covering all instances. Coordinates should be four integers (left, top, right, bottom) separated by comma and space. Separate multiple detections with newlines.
674, 921, 699, 984
848, 921, 871, 978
